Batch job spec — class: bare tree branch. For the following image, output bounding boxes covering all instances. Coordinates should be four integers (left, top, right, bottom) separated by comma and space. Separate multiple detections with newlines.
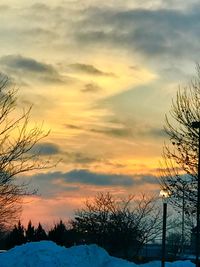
160, 64, 200, 214
70, 192, 162, 260
0, 74, 54, 230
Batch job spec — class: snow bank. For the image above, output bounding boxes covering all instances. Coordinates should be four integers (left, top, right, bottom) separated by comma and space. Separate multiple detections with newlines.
0, 241, 194, 267
140, 261, 194, 267
0, 241, 136, 267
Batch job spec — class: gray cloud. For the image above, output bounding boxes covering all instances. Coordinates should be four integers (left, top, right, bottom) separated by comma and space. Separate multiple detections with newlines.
71, 153, 98, 164
82, 83, 102, 93
63, 150, 128, 166
63, 169, 133, 186
34, 140, 101, 164
0, 55, 65, 84
69, 63, 116, 77
23, 169, 133, 187
22, 169, 158, 188
73, 6, 200, 62
65, 124, 83, 130
0, 55, 56, 73
18, 169, 158, 198
65, 152, 99, 164
65, 120, 133, 138
2, 3, 200, 66
137, 174, 158, 185
91, 125, 166, 139
90, 126, 132, 138
65, 122, 132, 138
29, 142, 61, 156
65, 119, 165, 139
2, 3, 199, 73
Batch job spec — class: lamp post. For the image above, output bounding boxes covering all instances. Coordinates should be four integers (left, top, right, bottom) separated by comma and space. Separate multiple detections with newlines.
181, 182, 186, 255
191, 121, 200, 267
160, 189, 169, 267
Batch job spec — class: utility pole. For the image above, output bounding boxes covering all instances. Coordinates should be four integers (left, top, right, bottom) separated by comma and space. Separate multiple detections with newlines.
181, 183, 186, 255
191, 121, 200, 267
161, 202, 167, 267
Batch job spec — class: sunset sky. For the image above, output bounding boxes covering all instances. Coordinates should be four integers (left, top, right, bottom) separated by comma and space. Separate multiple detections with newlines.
0, 0, 199, 226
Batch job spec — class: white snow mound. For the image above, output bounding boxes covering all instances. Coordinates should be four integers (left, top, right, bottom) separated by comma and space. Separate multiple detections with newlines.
0, 241, 194, 267
0, 241, 135, 267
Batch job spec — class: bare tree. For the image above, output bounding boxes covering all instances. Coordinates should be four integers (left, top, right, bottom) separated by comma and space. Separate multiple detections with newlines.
0, 74, 51, 230
71, 192, 162, 260
160, 66, 200, 214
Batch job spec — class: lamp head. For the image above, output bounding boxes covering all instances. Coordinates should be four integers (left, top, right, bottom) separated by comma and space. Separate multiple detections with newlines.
159, 189, 170, 199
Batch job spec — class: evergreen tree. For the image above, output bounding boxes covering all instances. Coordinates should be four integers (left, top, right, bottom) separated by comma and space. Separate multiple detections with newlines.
48, 220, 67, 246
7, 221, 25, 249
26, 220, 35, 242
35, 223, 47, 241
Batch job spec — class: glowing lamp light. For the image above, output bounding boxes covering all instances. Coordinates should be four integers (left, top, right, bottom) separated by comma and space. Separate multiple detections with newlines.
159, 189, 170, 199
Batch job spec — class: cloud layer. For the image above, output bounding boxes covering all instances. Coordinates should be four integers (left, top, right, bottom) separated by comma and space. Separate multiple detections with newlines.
29, 142, 61, 155
0, 55, 64, 84
20, 169, 158, 197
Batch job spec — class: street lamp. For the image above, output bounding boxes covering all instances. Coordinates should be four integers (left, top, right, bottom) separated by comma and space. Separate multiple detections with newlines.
160, 189, 169, 267
191, 121, 200, 267
181, 182, 186, 255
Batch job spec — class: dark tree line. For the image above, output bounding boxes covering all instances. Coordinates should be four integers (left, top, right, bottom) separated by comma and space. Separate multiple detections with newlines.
1, 220, 71, 249
0, 192, 162, 261
4, 220, 47, 249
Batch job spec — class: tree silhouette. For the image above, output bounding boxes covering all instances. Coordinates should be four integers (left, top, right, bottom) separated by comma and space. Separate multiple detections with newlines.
0, 74, 52, 231
7, 220, 25, 249
49, 220, 67, 246
26, 220, 35, 242
160, 65, 200, 214
34, 223, 47, 241
71, 192, 161, 259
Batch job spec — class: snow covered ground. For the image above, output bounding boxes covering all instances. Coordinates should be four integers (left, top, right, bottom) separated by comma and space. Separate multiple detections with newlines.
0, 241, 195, 267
